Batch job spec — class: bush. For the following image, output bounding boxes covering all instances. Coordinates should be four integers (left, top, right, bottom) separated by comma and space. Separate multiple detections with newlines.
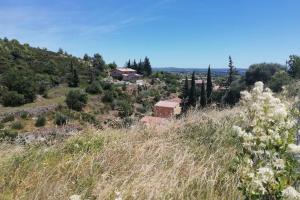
65, 90, 88, 111
102, 91, 114, 103
0, 129, 17, 141
1, 69, 36, 104
85, 81, 103, 94
54, 113, 68, 126
1, 91, 25, 107
20, 111, 30, 119
0, 123, 4, 129
11, 121, 24, 130
235, 82, 300, 199
1, 114, 15, 123
35, 115, 46, 127
117, 100, 133, 118
268, 71, 292, 92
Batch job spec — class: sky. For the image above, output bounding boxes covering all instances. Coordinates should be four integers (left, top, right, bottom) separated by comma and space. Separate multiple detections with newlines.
0, 0, 300, 68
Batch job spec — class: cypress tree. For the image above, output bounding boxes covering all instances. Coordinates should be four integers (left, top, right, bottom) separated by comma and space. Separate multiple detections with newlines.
182, 76, 189, 99
181, 76, 189, 112
126, 59, 131, 68
206, 65, 213, 103
68, 62, 74, 87
133, 59, 138, 71
188, 72, 197, 107
68, 61, 79, 87
200, 80, 207, 107
73, 69, 79, 87
138, 59, 143, 74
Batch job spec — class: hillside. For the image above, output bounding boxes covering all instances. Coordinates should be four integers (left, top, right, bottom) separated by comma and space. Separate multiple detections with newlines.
0, 108, 242, 200
0, 38, 86, 76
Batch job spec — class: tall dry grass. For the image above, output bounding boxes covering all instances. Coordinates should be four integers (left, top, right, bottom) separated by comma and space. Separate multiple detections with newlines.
0, 108, 243, 200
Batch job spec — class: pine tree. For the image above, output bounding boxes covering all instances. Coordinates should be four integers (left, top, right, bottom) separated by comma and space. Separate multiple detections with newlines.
144, 57, 152, 76
206, 65, 213, 103
227, 56, 237, 87
200, 80, 207, 107
188, 72, 197, 107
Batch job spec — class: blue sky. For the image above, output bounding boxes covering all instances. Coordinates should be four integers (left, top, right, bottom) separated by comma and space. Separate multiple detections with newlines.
0, 0, 300, 68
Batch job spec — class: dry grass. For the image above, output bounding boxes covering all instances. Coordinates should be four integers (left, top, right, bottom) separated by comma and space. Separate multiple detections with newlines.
0, 108, 242, 200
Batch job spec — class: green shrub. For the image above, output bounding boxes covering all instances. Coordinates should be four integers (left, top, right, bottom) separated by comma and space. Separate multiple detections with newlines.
117, 100, 133, 118
11, 121, 24, 130
0, 123, 4, 129
63, 135, 103, 154
20, 111, 30, 119
1, 91, 25, 107
268, 71, 292, 92
85, 81, 103, 94
65, 90, 88, 111
1, 114, 15, 123
102, 91, 114, 103
35, 115, 46, 127
54, 113, 68, 126
0, 129, 18, 141
1, 69, 37, 104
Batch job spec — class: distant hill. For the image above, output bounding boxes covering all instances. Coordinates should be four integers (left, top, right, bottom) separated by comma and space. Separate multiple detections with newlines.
153, 67, 247, 76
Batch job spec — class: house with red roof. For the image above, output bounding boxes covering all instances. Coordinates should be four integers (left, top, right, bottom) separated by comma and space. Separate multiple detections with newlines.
111, 68, 142, 81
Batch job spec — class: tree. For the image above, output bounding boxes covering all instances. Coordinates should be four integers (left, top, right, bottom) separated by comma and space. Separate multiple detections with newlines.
133, 60, 138, 71
182, 76, 189, 99
126, 60, 131, 68
188, 72, 197, 107
143, 57, 152, 76
222, 77, 246, 105
227, 56, 238, 87
68, 62, 79, 87
107, 62, 117, 70
268, 71, 292, 92
65, 90, 88, 111
245, 63, 283, 85
200, 81, 207, 107
206, 65, 213, 103
1, 69, 36, 104
137, 59, 143, 74
93, 53, 106, 73
287, 55, 300, 78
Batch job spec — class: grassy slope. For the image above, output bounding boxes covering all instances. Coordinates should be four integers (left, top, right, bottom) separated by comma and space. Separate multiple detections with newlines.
0, 108, 242, 200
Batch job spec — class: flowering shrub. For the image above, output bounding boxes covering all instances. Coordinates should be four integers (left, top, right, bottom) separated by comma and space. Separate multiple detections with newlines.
235, 82, 300, 200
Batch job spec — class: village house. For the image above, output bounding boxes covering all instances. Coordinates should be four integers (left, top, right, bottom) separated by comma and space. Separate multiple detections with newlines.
140, 97, 182, 126
111, 68, 142, 81
154, 99, 181, 118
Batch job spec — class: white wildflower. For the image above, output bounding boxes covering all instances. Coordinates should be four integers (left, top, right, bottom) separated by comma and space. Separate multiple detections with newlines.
257, 167, 274, 183
237, 82, 299, 198
288, 144, 300, 154
69, 194, 81, 200
115, 190, 122, 200
273, 158, 285, 170
282, 186, 300, 200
